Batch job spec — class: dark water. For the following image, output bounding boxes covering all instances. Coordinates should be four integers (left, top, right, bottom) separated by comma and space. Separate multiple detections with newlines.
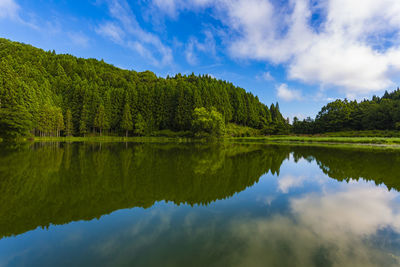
0, 142, 400, 267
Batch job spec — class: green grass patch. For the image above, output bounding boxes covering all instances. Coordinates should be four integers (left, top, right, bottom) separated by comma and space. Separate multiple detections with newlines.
228, 136, 400, 145
32, 136, 195, 143
7, 131, 400, 150
319, 130, 400, 137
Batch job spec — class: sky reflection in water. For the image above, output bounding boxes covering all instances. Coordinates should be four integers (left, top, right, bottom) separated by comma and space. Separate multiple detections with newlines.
0, 143, 399, 267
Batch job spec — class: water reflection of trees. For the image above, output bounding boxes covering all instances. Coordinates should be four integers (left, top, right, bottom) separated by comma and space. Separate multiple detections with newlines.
292, 147, 400, 191
0, 143, 289, 239
1, 143, 398, 239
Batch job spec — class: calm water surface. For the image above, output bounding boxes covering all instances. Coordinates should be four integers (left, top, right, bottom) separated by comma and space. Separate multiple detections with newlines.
0, 142, 400, 267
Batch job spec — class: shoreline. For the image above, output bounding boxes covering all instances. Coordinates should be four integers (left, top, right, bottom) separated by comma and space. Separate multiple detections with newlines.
2, 136, 400, 150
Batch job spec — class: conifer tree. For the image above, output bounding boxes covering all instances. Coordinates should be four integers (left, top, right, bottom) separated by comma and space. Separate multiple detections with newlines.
121, 103, 133, 137
134, 114, 146, 136
94, 104, 107, 136
0, 105, 32, 139
80, 104, 88, 137
55, 108, 64, 137
65, 109, 73, 136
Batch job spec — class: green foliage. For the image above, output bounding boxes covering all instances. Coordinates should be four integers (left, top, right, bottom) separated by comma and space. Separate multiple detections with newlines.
94, 104, 108, 136
0, 38, 287, 139
263, 121, 291, 135
134, 114, 146, 136
192, 107, 225, 137
65, 109, 73, 136
0, 105, 32, 139
225, 123, 261, 137
55, 109, 64, 137
79, 104, 89, 136
121, 103, 133, 137
293, 89, 400, 134
35, 105, 64, 136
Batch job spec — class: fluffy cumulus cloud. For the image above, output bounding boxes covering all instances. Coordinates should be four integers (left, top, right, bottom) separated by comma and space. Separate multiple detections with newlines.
152, 0, 400, 97
97, 0, 173, 66
291, 181, 400, 238
277, 84, 302, 101
223, 0, 400, 96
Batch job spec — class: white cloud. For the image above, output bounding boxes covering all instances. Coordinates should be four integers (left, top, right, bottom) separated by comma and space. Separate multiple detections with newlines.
151, 0, 400, 97
95, 22, 125, 44
277, 83, 302, 101
184, 31, 217, 65
152, 0, 180, 18
0, 0, 38, 29
259, 71, 274, 81
222, 0, 400, 97
0, 0, 19, 19
288, 33, 394, 95
97, 0, 173, 66
185, 38, 198, 65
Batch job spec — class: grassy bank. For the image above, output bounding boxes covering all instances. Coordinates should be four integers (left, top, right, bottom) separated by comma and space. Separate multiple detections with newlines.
229, 136, 400, 145
3, 133, 400, 149
318, 130, 400, 137
27, 135, 400, 146
228, 138, 400, 151
30, 136, 196, 143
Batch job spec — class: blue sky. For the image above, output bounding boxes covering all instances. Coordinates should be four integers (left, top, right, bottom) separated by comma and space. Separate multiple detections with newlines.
1, 0, 400, 120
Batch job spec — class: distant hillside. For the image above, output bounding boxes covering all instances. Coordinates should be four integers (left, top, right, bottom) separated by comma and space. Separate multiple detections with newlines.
0, 38, 288, 139
293, 89, 400, 134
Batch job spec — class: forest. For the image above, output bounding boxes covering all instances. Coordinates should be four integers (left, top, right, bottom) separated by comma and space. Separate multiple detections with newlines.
0, 38, 289, 140
293, 89, 400, 134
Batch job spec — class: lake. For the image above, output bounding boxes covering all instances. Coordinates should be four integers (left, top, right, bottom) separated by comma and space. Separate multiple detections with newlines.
0, 142, 400, 267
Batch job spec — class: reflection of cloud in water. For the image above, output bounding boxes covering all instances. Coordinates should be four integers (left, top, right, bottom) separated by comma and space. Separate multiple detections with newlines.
292, 181, 400, 237
278, 175, 307, 193
277, 174, 324, 193
228, 181, 400, 267
89, 181, 400, 267
256, 195, 275, 206
91, 207, 174, 265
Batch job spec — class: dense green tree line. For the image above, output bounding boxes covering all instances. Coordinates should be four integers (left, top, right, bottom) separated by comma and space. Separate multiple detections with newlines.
293, 89, 400, 134
0, 38, 287, 139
